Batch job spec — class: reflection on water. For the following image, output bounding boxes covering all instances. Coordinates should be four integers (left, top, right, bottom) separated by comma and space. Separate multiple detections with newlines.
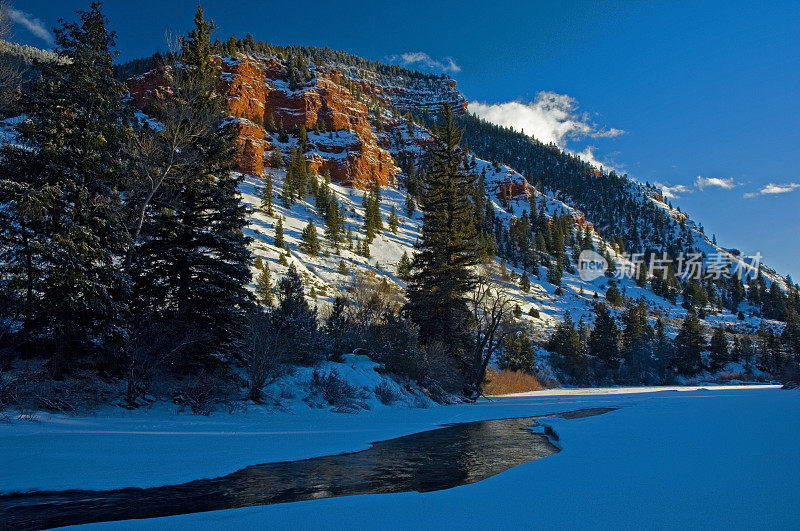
0, 408, 614, 530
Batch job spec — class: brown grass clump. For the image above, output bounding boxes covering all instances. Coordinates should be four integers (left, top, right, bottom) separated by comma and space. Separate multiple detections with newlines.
483, 367, 545, 396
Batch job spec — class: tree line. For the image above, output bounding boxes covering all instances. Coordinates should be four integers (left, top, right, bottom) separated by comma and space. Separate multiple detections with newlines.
0, 5, 253, 407
548, 301, 800, 386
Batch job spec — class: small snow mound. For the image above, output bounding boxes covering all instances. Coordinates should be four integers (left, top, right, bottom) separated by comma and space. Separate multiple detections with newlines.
264, 352, 435, 413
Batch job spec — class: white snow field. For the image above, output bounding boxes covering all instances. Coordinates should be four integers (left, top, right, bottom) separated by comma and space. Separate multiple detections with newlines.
1, 386, 798, 530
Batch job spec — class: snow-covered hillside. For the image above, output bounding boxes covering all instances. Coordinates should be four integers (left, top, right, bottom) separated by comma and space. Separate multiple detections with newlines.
241, 141, 785, 385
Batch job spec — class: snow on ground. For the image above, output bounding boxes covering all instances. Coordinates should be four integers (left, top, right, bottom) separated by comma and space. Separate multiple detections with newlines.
2, 387, 798, 530
494, 383, 780, 397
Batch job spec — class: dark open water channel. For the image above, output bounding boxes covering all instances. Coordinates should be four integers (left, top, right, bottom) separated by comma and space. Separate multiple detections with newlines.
0, 407, 614, 530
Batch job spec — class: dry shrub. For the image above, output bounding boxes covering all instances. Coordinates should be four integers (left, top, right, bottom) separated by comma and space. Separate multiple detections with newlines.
0, 368, 108, 417
718, 372, 746, 382
483, 367, 545, 395
173, 370, 241, 416
306, 369, 368, 413
373, 380, 401, 405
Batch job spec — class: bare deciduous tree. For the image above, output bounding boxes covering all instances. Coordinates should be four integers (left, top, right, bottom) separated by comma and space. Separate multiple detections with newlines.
0, 1, 23, 116
124, 47, 222, 274
242, 311, 293, 402
466, 275, 517, 398
344, 271, 404, 332
124, 317, 202, 406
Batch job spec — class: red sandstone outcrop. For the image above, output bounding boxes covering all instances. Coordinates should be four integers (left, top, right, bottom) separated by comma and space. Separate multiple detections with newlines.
128, 55, 398, 187
497, 178, 534, 200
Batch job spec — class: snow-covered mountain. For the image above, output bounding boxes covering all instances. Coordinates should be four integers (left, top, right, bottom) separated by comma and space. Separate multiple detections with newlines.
3, 41, 792, 387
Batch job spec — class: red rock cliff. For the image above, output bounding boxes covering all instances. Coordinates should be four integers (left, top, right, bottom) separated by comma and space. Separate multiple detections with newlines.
128, 56, 398, 188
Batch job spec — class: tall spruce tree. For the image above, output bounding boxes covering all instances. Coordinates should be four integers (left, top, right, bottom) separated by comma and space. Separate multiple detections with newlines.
620, 300, 654, 381
588, 303, 621, 369
255, 262, 274, 307
273, 263, 320, 365
675, 309, 706, 375
709, 326, 729, 372
261, 173, 274, 215
300, 221, 321, 256
388, 205, 399, 234
548, 311, 586, 382
274, 216, 285, 249
405, 104, 479, 360
0, 3, 130, 374
131, 6, 253, 364
653, 318, 675, 382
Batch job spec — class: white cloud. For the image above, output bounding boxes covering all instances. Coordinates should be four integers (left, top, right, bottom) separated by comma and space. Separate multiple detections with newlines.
592, 127, 625, 139
695, 176, 737, 190
469, 92, 624, 169
387, 52, 460, 73
9, 8, 53, 43
655, 182, 692, 199
574, 146, 606, 170
744, 182, 800, 199
654, 175, 739, 200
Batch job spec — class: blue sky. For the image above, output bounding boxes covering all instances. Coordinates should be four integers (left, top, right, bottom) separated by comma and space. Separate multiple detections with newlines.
9, 0, 800, 280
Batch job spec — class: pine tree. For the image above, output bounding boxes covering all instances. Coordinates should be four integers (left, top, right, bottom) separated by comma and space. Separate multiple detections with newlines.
683, 279, 708, 310
388, 205, 399, 234
323, 193, 341, 247
405, 194, 416, 217
620, 300, 654, 380
781, 310, 800, 363
406, 104, 479, 359
225, 34, 237, 56
606, 282, 622, 307
315, 176, 330, 217
499, 331, 535, 373
282, 165, 293, 207
520, 274, 531, 293
675, 310, 706, 375
268, 148, 283, 168
362, 187, 383, 242
397, 251, 412, 281
261, 173, 274, 216
272, 263, 320, 365
709, 326, 729, 372
588, 303, 621, 369
274, 216, 285, 249
0, 3, 130, 373
298, 124, 308, 152
548, 312, 587, 382
546, 262, 562, 287
277, 119, 289, 143
300, 221, 321, 256
653, 318, 675, 381
255, 262, 274, 306
283, 147, 302, 204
